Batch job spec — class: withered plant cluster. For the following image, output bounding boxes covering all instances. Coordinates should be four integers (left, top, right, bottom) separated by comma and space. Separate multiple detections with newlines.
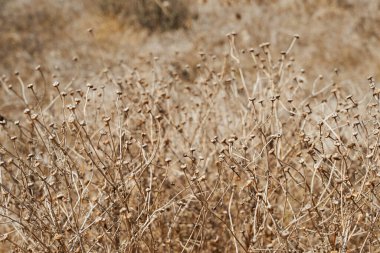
1, 34, 380, 253
97, 0, 190, 31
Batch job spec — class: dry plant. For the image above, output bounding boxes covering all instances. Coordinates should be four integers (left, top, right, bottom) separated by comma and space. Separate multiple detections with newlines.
1, 30, 380, 253
97, 0, 190, 31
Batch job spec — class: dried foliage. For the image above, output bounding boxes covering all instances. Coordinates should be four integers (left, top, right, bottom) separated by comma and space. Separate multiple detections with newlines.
1, 32, 380, 252
97, 0, 190, 31
1, 1, 380, 252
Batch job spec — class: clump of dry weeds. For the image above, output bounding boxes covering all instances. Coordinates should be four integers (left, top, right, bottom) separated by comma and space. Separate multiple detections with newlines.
1, 31, 380, 253
97, 0, 190, 31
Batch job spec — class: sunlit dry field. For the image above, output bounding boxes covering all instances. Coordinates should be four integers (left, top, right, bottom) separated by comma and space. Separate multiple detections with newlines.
1, 0, 380, 252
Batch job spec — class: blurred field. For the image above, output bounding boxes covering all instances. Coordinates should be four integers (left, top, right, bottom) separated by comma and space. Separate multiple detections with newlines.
1, 0, 380, 79
1, 0, 380, 252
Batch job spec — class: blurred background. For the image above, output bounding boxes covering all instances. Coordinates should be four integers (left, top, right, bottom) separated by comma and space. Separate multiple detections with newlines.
0, 0, 380, 83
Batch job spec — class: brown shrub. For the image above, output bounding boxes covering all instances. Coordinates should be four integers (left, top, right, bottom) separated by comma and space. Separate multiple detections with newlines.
97, 0, 190, 31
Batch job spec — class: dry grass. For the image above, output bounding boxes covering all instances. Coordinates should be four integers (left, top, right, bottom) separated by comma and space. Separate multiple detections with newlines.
1, 1, 380, 252
97, 0, 190, 31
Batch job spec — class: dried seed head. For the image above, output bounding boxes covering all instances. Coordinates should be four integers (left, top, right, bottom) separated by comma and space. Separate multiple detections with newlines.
259, 42, 270, 48
0, 234, 8, 242
280, 230, 290, 238
30, 114, 38, 120
56, 192, 65, 200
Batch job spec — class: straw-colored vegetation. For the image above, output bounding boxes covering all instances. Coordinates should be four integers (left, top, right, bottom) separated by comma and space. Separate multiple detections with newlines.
1, 0, 380, 252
